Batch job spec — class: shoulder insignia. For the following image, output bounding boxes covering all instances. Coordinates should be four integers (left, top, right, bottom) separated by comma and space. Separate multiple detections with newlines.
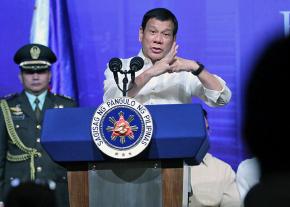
54, 104, 64, 109
53, 93, 76, 103
53, 93, 74, 100
1, 93, 18, 100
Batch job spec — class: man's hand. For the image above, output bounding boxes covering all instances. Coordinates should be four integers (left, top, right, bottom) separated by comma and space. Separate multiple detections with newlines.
150, 42, 178, 77
166, 55, 224, 91
170, 57, 199, 73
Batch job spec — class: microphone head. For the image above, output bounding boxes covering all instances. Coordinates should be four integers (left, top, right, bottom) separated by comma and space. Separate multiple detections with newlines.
130, 56, 144, 72
109, 57, 122, 72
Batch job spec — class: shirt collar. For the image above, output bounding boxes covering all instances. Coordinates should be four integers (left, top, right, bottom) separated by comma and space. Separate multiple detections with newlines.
137, 49, 153, 66
25, 90, 47, 110
201, 153, 211, 167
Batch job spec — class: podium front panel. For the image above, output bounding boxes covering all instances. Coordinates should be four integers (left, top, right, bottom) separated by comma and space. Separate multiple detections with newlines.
41, 104, 208, 163
88, 161, 162, 207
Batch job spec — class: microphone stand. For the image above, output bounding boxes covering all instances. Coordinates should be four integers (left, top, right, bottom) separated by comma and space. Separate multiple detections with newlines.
121, 71, 128, 97
118, 70, 137, 97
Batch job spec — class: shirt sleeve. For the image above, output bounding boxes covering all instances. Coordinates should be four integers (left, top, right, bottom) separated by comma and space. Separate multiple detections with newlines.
220, 165, 242, 207
190, 74, 232, 107
203, 75, 232, 106
236, 158, 260, 201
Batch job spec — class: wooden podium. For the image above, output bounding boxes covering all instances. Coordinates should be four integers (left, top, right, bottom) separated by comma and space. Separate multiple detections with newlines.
41, 104, 209, 207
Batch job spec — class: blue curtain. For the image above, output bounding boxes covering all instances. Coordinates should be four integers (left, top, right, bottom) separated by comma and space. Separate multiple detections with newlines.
49, 0, 78, 102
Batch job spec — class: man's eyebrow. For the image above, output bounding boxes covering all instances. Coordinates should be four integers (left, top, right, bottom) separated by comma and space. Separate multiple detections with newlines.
147, 26, 173, 32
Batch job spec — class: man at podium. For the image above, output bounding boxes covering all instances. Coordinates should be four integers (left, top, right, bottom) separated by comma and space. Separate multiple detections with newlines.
103, 7, 234, 207
104, 7, 231, 107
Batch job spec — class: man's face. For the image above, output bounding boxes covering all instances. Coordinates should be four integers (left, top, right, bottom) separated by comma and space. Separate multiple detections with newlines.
19, 69, 51, 95
139, 18, 176, 63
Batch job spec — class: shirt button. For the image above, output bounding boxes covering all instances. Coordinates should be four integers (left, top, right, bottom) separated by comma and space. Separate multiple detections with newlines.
10, 178, 20, 187
36, 166, 42, 172
48, 180, 56, 190
36, 138, 40, 143
36, 124, 41, 129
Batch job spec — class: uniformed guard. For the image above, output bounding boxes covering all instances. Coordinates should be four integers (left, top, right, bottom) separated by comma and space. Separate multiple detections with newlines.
0, 43, 77, 207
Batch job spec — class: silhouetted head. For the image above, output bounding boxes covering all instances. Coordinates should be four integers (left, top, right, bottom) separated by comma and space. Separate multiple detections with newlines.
243, 36, 290, 174
5, 181, 56, 207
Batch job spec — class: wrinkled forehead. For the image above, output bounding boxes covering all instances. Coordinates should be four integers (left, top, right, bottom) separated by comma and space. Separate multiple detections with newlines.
145, 18, 174, 32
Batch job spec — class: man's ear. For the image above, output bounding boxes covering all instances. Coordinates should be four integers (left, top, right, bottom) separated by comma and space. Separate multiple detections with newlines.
18, 72, 23, 84
48, 71, 52, 82
138, 27, 144, 42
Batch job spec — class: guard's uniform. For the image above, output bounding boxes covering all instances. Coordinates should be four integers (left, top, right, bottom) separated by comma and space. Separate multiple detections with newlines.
0, 92, 76, 206
0, 43, 77, 207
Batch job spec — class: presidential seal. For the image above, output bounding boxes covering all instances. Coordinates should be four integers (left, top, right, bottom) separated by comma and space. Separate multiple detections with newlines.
91, 97, 153, 159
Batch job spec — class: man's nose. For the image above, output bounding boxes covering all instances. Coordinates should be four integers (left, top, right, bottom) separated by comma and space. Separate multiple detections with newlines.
32, 73, 39, 79
153, 33, 163, 44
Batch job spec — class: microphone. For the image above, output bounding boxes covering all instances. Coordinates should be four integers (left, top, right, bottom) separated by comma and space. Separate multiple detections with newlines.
129, 56, 144, 83
109, 57, 122, 85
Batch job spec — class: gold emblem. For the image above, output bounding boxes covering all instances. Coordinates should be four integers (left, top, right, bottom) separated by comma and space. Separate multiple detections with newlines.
10, 105, 23, 115
30, 46, 41, 60
106, 111, 138, 144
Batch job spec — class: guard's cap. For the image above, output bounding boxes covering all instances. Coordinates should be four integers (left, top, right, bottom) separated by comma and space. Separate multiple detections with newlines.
14, 43, 57, 71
